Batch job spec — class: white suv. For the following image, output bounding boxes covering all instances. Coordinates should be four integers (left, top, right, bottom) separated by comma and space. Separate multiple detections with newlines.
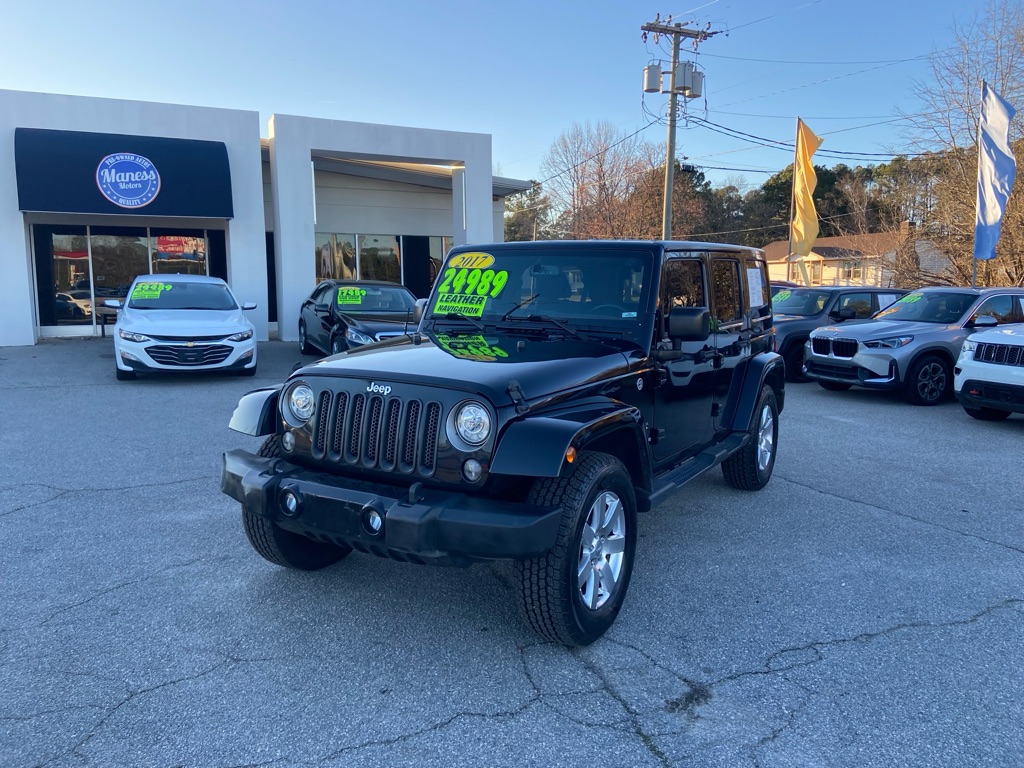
954, 321, 1024, 420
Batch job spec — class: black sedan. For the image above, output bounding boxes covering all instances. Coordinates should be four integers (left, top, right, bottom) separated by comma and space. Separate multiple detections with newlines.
298, 280, 420, 356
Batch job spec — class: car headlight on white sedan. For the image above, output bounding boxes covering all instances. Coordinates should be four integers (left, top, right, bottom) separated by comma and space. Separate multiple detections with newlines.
227, 330, 253, 342
454, 401, 491, 445
118, 329, 151, 343
346, 327, 374, 345
863, 336, 913, 349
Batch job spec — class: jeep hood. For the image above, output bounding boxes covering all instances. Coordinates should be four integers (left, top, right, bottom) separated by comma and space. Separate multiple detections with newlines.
295, 332, 637, 406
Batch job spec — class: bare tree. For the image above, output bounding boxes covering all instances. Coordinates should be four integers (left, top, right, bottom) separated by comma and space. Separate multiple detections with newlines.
903, 0, 1024, 285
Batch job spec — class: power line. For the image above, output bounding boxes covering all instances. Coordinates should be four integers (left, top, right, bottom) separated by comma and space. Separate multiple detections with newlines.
697, 52, 929, 66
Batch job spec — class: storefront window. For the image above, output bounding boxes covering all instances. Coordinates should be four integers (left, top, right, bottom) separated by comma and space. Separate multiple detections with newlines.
89, 229, 149, 306
428, 237, 445, 286
358, 235, 401, 283
152, 231, 207, 276
50, 232, 92, 326
315, 232, 356, 282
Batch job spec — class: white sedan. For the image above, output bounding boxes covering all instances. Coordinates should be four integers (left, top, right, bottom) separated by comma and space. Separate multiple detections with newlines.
108, 274, 258, 380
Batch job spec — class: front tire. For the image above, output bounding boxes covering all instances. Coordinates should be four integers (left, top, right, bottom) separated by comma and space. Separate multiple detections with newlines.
962, 404, 1011, 421
330, 334, 347, 355
903, 355, 950, 406
722, 384, 778, 490
515, 452, 637, 647
241, 435, 351, 570
784, 345, 809, 383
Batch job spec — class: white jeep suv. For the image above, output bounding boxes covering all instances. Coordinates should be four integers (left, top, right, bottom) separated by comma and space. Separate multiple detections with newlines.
954, 321, 1024, 420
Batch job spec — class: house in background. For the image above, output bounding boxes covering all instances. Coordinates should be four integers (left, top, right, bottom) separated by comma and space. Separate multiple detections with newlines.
763, 223, 952, 287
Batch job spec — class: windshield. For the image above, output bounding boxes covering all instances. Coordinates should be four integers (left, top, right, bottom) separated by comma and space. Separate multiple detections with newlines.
428, 247, 653, 339
873, 291, 976, 324
334, 284, 416, 313
127, 281, 237, 310
772, 288, 831, 316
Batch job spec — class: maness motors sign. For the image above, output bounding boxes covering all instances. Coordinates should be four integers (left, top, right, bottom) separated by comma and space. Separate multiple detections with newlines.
96, 153, 161, 208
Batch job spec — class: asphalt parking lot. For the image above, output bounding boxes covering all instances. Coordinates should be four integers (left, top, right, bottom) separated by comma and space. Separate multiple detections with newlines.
1, 338, 1022, 768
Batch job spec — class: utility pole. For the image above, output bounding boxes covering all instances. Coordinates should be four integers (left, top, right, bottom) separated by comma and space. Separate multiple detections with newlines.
641, 19, 720, 239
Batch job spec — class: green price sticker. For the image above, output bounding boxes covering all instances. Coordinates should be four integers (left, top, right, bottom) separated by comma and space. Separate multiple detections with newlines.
337, 288, 366, 305
896, 294, 922, 303
433, 267, 509, 317
132, 282, 172, 300
773, 290, 791, 302
436, 334, 508, 361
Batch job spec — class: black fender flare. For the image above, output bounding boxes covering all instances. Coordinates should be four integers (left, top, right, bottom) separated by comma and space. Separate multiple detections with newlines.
489, 402, 649, 484
228, 386, 281, 436
728, 352, 786, 433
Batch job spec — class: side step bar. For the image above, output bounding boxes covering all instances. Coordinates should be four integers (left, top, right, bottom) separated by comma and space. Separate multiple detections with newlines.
637, 432, 749, 512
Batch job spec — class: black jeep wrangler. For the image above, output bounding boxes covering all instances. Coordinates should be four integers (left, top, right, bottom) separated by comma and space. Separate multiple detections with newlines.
221, 241, 784, 646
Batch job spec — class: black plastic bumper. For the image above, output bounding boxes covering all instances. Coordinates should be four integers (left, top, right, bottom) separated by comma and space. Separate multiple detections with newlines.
955, 380, 1024, 414
221, 449, 563, 566
804, 359, 900, 390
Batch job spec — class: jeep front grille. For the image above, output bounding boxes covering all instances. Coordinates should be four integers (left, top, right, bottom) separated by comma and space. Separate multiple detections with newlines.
312, 388, 443, 477
975, 342, 1023, 367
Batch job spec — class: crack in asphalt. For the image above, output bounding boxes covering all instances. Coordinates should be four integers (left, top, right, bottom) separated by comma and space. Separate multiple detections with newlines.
777, 474, 1024, 556
0, 704, 108, 723
600, 598, 1023, 765
26, 557, 206, 629
39, 659, 232, 767
0, 475, 215, 518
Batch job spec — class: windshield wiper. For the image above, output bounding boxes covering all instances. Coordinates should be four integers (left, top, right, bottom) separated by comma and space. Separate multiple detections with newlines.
500, 294, 539, 322
433, 312, 485, 331
502, 313, 583, 340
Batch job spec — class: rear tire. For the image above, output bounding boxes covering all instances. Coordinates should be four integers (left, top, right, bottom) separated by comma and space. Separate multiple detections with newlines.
962, 405, 1011, 421
722, 384, 778, 491
903, 355, 950, 406
241, 435, 351, 570
818, 380, 852, 392
115, 367, 136, 381
515, 452, 637, 647
298, 321, 314, 355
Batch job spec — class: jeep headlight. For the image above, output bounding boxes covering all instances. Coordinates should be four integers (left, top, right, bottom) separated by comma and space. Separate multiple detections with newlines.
961, 339, 978, 354
346, 328, 374, 345
863, 336, 913, 349
285, 382, 315, 424
227, 329, 253, 342
455, 401, 491, 445
118, 329, 151, 343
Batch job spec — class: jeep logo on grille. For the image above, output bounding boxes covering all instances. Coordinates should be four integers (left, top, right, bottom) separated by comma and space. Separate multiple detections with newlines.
367, 382, 392, 396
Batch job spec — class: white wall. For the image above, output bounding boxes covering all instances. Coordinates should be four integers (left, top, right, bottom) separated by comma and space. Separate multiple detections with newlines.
0, 89, 267, 346
268, 114, 492, 342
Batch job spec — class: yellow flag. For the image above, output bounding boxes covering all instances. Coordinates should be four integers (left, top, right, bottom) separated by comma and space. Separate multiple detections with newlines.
790, 118, 824, 258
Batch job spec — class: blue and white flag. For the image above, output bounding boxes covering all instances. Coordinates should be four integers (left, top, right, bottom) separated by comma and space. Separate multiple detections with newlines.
974, 82, 1017, 261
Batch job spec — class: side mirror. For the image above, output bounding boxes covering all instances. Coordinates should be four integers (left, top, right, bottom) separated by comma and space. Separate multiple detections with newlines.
668, 306, 711, 342
837, 307, 857, 320
413, 298, 428, 323
103, 299, 123, 309
970, 314, 998, 328
242, 302, 257, 311
313, 302, 330, 313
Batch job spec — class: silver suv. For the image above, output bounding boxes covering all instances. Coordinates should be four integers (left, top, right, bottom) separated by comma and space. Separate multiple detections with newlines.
773, 286, 907, 382
804, 287, 1024, 405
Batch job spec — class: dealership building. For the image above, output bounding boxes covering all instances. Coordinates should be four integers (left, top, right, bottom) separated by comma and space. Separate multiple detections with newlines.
0, 88, 529, 347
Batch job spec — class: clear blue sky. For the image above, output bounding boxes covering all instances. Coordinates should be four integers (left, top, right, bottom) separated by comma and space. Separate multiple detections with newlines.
2, 0, 984, 191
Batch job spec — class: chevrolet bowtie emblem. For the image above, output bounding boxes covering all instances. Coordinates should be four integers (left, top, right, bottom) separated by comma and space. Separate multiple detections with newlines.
186, 341, 195, 347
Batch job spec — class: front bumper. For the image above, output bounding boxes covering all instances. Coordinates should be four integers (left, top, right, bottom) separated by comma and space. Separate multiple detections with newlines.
803, 343, 901, 390
221, 449, 562, 566
955, 376, 1024, 415
116, 338, 256, 372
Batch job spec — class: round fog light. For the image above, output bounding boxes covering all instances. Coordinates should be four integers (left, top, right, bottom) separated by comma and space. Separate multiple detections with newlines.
462, 459, 483, 482
364, 509, 383, 535
280, 489, 299, 517
282, 432, 295, 452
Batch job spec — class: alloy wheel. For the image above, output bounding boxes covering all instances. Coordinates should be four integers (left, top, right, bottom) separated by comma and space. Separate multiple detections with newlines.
577, 491, 627, 611
916, 362, 946, 403
757, 403, 775, 472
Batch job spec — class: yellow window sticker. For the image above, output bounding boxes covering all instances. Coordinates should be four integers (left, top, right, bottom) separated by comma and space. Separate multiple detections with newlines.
131, 282, 173, 300
337, 287, 366, 305
432, 254, 509, 317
